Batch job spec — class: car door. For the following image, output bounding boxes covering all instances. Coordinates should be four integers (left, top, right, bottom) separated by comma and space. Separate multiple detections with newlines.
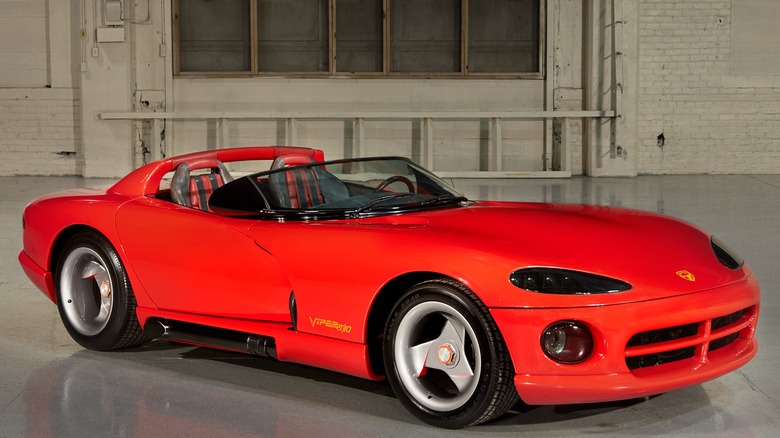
115, 197, 293, 322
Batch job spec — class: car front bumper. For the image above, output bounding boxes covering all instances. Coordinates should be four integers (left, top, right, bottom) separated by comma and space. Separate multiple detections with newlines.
490, 274, 760, 405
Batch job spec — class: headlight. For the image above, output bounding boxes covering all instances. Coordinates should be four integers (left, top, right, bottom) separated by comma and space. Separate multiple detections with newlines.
509, 268, 631, 295
711, 236, 744, 270
541, 321, 593, 364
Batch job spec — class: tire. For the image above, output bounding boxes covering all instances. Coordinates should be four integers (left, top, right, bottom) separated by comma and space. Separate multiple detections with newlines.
55, 230, 149, 351
383, 279, 518, 428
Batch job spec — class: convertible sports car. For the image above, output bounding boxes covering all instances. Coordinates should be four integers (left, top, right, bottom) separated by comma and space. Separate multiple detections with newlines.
19, 146, 759, 428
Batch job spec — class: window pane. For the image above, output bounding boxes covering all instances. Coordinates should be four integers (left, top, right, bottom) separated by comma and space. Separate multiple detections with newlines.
391, 0, 461, 73
258, 0, 329, 72
336, 0, 382, 73
179, 0, 251, 72
469, 0, 539, 73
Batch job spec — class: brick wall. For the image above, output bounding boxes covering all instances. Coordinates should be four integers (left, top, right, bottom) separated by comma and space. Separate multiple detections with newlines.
0, 89, 81, 175
638, 0, 780, 174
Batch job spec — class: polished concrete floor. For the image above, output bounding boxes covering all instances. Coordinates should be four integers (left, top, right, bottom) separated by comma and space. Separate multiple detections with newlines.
1, 175, 778, 437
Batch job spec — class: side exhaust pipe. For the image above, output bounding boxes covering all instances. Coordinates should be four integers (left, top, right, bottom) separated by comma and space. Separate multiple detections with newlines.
144, 319, 277, 359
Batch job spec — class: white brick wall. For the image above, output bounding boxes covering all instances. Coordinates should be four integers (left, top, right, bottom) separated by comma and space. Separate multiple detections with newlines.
638, 0, 780, 174
0, 89, 81, 175
0, 0, 47, 87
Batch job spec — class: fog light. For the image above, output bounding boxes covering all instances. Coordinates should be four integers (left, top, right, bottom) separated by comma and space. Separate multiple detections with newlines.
541, 321, 593, 364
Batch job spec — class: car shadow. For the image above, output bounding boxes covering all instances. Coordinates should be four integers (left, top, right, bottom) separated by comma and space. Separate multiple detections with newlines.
120, 341, 713, 427
49, 340, 716, 434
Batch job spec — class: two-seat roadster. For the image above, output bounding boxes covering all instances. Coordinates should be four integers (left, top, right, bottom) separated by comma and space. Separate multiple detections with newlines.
19, 146, 759, 428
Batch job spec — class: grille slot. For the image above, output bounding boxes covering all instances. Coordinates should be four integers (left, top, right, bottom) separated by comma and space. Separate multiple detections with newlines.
709, 332, 739, 352
626, 323, 699, 348
626, 346, 696, 370
712, 309, 744, 331
625, 306, 754, 372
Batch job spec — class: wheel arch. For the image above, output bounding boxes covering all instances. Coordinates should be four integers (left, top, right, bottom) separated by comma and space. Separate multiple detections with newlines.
365, 271, 457, 377
48, 225, 141, 307
49, 225, 96, 275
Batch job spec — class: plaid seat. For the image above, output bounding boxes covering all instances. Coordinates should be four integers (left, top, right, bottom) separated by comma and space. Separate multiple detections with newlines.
171, 161, 233, 212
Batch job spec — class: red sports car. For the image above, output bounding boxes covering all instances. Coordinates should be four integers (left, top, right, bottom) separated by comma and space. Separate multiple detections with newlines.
19, 146, 760, 428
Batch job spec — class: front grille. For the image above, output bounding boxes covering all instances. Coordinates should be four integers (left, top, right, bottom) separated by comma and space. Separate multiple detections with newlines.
625, 306, 755, 372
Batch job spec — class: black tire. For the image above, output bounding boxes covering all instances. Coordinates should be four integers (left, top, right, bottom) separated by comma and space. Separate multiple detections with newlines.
55, 230, 149, 350
383, 279, 518, 428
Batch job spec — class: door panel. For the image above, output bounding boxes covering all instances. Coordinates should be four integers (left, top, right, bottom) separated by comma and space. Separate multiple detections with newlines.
115, 198, 292, 322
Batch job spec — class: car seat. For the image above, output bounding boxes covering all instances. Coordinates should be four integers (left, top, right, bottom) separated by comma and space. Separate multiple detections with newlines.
170, 160, 234, 212
269, 154, 348, 209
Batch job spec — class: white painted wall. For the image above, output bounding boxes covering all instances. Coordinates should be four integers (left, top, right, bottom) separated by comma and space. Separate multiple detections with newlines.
0, 0, 80, 176
0, 0, 47, 87
170, 78, 546, 171
2, 0, 779, 177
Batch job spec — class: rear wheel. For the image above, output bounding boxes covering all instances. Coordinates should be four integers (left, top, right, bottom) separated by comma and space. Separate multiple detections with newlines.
383, 279, 518, 428
56, 230, 148, 350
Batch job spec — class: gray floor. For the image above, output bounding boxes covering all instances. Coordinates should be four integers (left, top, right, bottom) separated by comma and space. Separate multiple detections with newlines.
1, 175, 778, 437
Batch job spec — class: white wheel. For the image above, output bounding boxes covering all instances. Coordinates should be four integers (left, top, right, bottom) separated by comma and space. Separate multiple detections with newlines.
59, 247, 114, 336
56, 230, 148, 350
383, 279, 518, 428
393, 300, 481, 412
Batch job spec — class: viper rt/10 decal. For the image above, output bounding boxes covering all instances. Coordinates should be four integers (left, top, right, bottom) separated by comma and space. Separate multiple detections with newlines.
309, 317, 352, 333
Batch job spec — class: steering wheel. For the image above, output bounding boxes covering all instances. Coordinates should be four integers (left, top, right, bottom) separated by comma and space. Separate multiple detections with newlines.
374, 175, 415, 193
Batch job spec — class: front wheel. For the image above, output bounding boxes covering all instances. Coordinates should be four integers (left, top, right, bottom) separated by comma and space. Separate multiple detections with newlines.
383, 279, 518, 428
56, 230, 148, 351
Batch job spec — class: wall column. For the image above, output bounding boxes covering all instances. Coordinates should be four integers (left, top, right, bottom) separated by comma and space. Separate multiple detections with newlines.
584, 0, 638, 176
79, 0, 133, 177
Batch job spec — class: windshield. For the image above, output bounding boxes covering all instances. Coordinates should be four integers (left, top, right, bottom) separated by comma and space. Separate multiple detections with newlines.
209, 157, 467, 219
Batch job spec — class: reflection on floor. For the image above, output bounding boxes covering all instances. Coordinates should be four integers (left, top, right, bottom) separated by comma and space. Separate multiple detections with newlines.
2, 175, 778, 437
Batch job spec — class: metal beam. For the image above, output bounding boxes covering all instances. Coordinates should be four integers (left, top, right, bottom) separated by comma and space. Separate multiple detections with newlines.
98, 110, 616, 121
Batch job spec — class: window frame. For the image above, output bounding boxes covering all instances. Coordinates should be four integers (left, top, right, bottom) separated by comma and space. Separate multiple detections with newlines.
173, 0, 545, 79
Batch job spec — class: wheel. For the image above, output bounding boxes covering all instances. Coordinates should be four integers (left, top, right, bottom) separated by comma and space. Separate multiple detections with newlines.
56, 230, 149, 351
374, 175, 415, 193
383, 279, 518, 428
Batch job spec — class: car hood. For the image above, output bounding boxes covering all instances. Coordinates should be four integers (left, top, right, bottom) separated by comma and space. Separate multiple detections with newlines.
247, 201, 751, 307
408, 201, 748, 299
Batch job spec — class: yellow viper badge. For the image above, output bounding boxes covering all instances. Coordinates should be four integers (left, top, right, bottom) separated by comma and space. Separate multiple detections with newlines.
676, 270, 696, 282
